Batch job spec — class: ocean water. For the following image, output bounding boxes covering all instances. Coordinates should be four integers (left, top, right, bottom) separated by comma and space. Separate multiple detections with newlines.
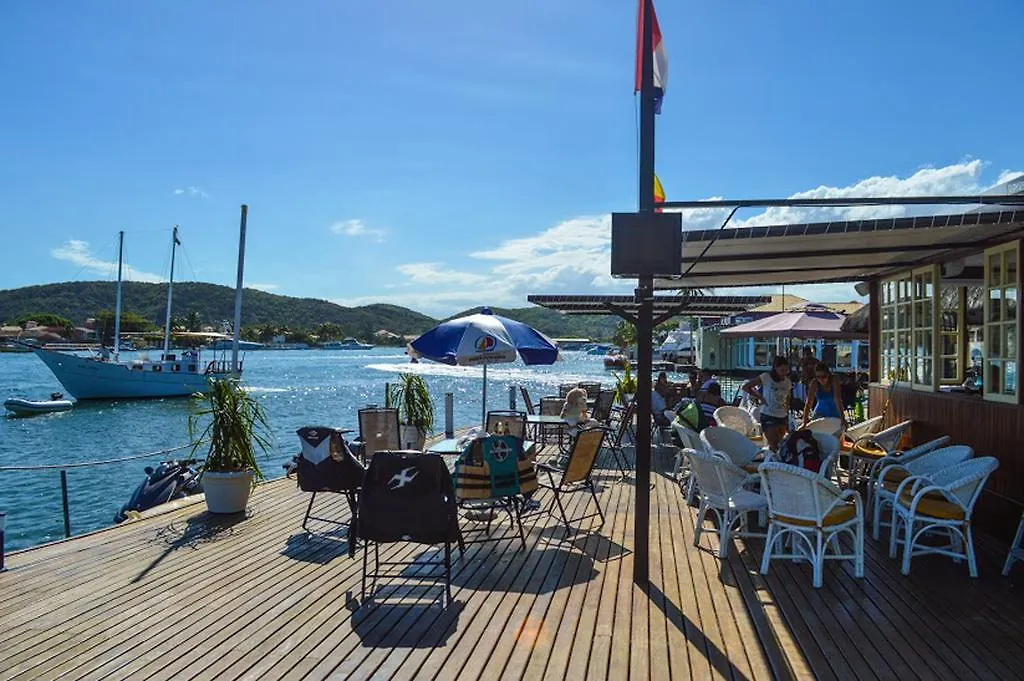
0, 347, 622, 552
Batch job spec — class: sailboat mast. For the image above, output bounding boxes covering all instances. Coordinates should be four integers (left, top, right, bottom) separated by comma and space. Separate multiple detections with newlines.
162, 225, 178, 359
113, 231, 124, 360
231, 205, 248, 374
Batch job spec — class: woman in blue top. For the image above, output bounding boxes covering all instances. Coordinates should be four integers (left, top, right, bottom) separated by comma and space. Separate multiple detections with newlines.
801, 362, 846, 428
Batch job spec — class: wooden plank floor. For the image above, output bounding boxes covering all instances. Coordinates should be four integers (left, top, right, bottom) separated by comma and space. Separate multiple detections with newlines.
3, 445, 1024, 681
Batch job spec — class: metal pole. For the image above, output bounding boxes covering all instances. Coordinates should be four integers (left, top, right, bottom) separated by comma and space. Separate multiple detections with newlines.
59, 471, 71, 538
0, 511, 6, 571
481, 362, 488, 427
509, 385, 516, 410
634, 0, 656, 586
444, 392, 454, 439
113, 231, 124, 360
162, 226, 178, 359
231, 205, 248, 375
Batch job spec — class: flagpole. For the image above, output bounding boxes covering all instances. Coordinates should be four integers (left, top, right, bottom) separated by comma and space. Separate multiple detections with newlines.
634, 0, 657, 587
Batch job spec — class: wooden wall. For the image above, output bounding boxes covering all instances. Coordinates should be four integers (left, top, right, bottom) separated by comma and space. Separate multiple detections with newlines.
869, 384, 1023, 539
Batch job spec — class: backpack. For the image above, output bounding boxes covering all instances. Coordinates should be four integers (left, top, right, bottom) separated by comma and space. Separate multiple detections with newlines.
676, 399, 709, 433
780, 429, 822, 473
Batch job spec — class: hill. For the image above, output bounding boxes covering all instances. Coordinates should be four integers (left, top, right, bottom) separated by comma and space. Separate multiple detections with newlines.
0, 282, 618, 341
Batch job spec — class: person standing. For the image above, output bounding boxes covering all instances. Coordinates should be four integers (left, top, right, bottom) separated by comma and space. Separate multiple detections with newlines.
801, 362, 846, 428
743, 356, 793, 451
799, 346, 818, 385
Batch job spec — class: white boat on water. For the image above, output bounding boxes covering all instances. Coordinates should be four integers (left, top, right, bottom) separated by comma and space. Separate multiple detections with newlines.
4, 394, 74, 417
322, 338, 374, 350
30, 223, 245, 400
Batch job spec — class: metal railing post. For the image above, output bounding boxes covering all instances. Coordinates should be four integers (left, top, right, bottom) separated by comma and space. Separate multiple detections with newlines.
59, 470, 71, 538
444, 392, 454, 438
509, 386, 516, 410
0, 512, 6, 571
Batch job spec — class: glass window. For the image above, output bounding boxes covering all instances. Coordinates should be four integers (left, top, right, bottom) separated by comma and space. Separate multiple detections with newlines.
984, 242, 1020, 403
939, 286, 964, 385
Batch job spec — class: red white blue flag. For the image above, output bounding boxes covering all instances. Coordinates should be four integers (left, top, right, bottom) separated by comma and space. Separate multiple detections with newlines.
634, 0, 668, 114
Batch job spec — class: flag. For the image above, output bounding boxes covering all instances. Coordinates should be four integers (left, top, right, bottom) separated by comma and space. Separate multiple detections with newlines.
634, 0, 668, 114
174, 234, 181, 245
654, 174, 665, 212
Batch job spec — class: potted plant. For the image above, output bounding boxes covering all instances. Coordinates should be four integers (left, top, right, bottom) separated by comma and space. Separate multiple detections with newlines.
387, 373, 434, 450
189, 378, 270, 514
613, 363, 637, 406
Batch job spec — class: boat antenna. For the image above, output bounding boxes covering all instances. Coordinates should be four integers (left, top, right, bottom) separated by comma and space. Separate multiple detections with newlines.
231, 205, 248, 375
113, 230, 124, 361
162, 225, 179, 360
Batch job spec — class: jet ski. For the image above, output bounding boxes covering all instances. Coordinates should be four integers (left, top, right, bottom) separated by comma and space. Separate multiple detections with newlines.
4, 392, 74, 417
115, 459, 203, 522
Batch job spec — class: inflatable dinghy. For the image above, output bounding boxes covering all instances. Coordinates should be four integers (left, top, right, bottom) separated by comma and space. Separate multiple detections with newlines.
4, 393, 74, 417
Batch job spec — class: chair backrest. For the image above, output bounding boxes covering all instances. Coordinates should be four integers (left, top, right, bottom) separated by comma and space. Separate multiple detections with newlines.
559, 383, 576, 398
918, 456, 998, 513
700, 426, 761, 465
903, 445, 973, 477
295, 426, 366, 492
359, 408, 401, 457
867, 419, 912, 451
805, 416, 843, 439
578, 382, 602, 399
898, 435, 952, 459
540, 396, 563, 416
611, 400, 636, 447
592, 389, 616, 423
809, 432, 840, 479
519, 386, 536, 415
714, 406, 757, 436
759, 461, 848, 525
671, 420, 703, 451
357, 451, 459, 544
687, 448, 751, 502
845, 415, 884, 441
562, 427, 606, 484
486, 410, 527, 440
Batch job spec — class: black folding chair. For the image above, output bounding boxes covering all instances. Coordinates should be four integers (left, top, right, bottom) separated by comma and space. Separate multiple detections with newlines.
485, 410, 527, 439
535, 428, 606, 537
604, 401, 636, 479
354, 407, 401, 463
519, 386, 536, 415
357, 451, 463, 607
295, 426, 366, 557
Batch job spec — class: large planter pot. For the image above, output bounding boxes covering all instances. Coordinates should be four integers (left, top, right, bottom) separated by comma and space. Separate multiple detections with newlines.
399, 424, 427, 450
202, 470, 255, 514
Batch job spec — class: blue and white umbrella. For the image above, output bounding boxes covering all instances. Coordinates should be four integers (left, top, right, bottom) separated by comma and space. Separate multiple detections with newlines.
408, 307, 559, 424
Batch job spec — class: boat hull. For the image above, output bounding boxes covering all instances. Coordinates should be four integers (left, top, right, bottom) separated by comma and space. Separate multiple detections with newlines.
4, 398, 74, 416
31, 348, 217, 400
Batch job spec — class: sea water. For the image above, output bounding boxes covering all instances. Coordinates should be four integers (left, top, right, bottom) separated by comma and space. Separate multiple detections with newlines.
0, 348, 621, 551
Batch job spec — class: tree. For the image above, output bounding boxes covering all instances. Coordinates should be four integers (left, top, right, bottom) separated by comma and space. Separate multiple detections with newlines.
613, 320, 636, 349
12, 313, 74, 334
185, 309, 202, 332
315, 322, 344, 341
94, 310, 158, 343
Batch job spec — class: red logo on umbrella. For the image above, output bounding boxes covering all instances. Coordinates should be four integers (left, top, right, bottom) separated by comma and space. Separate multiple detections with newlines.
475, 335, 497, 352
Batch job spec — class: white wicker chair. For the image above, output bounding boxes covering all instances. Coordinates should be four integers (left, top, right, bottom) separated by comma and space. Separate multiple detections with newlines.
871, 445, 973, 540
804, 416, 843, 439
846, 419, 913, 488
1002, 512, 1024, 576
670, 420, 704, 505
889, 456, 999, 577
759, 461, 865, 588
841, 415, 884, 448
714, 406, 760, 438
865, 436, 952, 499
700, 426, 771, 472
688, 448, 767, 558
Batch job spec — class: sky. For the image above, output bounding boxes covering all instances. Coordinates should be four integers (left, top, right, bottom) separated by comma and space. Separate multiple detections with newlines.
1, 1, 1023, 318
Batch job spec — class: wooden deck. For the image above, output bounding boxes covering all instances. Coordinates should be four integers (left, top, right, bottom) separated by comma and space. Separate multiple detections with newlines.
3, 445, 1024, 681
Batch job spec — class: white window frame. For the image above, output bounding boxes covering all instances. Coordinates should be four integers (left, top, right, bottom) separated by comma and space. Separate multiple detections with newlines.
984, 241, 1019, 404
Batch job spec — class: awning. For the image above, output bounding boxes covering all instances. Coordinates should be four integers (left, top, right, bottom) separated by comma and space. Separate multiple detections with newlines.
527, 294, 771, 321
721, 309, 864, 339
654, 209, 1024, 289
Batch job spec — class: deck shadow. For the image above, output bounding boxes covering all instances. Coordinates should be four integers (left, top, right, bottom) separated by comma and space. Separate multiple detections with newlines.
281, 531, 352, 564
567, 531, 631, 562
133, 510, 252, 583
449, 545, 598, 594
351, 589, 464, 649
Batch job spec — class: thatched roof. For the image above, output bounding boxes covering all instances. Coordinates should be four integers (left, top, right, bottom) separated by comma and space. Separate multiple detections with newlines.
841, 305, 870, 334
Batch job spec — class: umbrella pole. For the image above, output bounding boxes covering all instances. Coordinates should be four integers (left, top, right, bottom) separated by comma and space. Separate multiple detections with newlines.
481, 362, 488, 427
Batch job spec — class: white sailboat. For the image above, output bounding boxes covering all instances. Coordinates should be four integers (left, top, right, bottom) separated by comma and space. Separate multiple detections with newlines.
30, 225, 240, 400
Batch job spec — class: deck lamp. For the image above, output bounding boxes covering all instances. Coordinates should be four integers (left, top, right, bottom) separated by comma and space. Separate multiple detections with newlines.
0, 511, 6, 571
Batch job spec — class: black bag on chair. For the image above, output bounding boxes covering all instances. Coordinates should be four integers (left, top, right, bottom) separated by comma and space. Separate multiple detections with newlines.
296, 426, 365, 493
357, 452, 460, 545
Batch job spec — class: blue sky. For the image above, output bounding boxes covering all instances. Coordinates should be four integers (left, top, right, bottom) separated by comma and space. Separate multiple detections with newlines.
1, 0, 1022, 317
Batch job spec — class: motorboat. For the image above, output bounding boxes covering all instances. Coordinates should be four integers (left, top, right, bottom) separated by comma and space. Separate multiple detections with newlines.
4, 392, 74, 417
603, 353, 630, 369
322, 338, 374, 350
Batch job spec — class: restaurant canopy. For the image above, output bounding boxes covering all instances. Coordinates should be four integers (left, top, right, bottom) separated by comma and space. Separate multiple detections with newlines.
653, 209, 1024, 289
526, 294, 771, 324
721, 307, 864, 339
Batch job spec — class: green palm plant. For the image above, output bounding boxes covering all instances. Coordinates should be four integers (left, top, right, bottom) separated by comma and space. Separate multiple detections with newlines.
189, 379, 270, 481
386, 373, 434, 435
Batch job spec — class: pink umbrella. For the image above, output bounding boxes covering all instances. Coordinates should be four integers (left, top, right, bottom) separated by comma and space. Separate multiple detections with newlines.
721, 309, 865, 339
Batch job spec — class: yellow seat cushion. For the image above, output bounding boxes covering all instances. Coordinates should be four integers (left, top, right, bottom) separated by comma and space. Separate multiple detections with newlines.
897, 491, 965, 520
852, 442, 887, 458
742, 463, 760, 474
773, 502, 857, 527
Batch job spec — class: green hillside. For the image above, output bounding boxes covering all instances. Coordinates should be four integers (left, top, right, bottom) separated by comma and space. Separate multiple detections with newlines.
0, 282, 618, 341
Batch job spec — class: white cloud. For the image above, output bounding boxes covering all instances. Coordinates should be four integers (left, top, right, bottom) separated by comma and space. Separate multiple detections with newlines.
172, 186, 208, 198
248, 283, 279, 292
330, 219, 386, 242
996, 169, 1024, 187
51, 240, 164, 283
330, 160, 1012, 316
